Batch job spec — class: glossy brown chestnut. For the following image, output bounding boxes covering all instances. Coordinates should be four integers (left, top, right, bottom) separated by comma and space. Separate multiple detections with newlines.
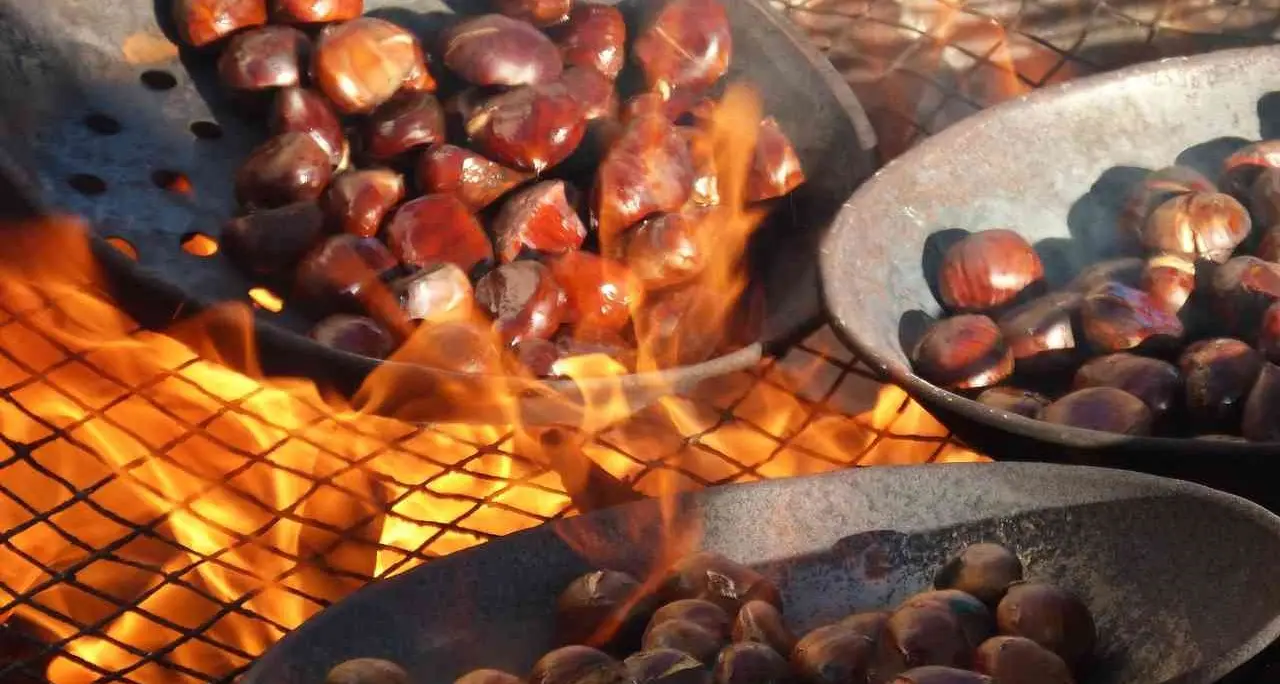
548, 251, 640, 336
933, 543, 1023, 607
402, 41, 438, 93
995, 582, 1096, 669
1120, 165, 1215, 243
493, 181, 587, 262
1140, 254, 1196, 315
1038, 387, 1152, 435
1080, 282, 1184, 353
362, 91, 445, 161
323, 169, 404, 238
891, 667, 992, 684
174, 0, 267, 48
556, 569, 649, 648
1211, 256, 1280, 337
313, 18, 423, 114
625, 649, 710, 684
223, 201, 327, 276
996, 291, 1082, 372
454, 670, 522, 684
310, 315, 394, 359
218, 26, 310, 93
325, 657, 408, 684
900, 591, 993, 652
403, 321, 503, 374
1068, 257, 1144, 293
294, 233, 397, 306
972, 637, 1073, 684
648, 600, 731, 639
634, 0, 732, 98
560, 67, 619, 121
466, 82, 587, 172
624, 211, 709, 290
1179, 338, 1264, 431
659, 552, 782, 615
910, 315, 1013, 391
1242, 362, 1280, 442
732, 601, 795, 656
530, 646, 630, 684
392, 263, 474, 324
975, 387, 1050, 419
594, 114, 695, 246
386, 194, 494, 272
551, 4, 626, 79
875, 600, 969, 676
444, 14, 563, 87
1073, 353, 1182, 420
713, 642, 790, 684
747, 117, 805, 203
475, 260, 567, 345
271, 87, 347, 168
235, 132, 333, 209
1142, 191, 1250, 263
789, 625, 875, 684
1261, 301, 1280, 363
937, 230, 1044, 313
417, 144, 529, 212
642, 621, 725, 665
494, 0, 572, 26
1220, 139, 1280, 197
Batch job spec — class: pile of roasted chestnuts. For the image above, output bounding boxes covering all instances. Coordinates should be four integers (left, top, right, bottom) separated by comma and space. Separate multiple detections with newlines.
172, 0, 805, 376
908, 144, 1280, 441
322, 544, 1095, 684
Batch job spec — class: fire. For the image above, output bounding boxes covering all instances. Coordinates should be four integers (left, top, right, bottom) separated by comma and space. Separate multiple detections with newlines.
0, 84, 981, 684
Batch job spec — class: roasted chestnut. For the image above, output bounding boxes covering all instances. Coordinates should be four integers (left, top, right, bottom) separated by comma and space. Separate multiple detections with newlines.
325, 658, 409, 684
362, 91, 446, 161
295, 233, 397, 307
899, 591, 993, 652
1242, 362, 1280, 442
402, 41, 438, 94
492, 181, 587, 263
936, 230, 1044, 313
218, 26, 310, 93
235, 132, 333, 209
551, 4, 626, 80
1038, 387, 1152, 435
401, 320, 502, 374
271, 87, 347, 168
418, 144, 532, 212
713, 642, 791, 684
1211, 256, 1280, 337
1080, 282, 1184, 354
466, 81, 587, 172
633, 0, 732, 98
313, 18, 423, 114
271, 0, 362, 23
1140, 254, 1196, 315
560, 67, 619, 121
974, 387, 1049, 419
310, 314, 394, 358
660, 552, 782, 615
680, 126, 720, 207
733, 601, 796, 656
1261, 301, 1280, 363
1141, 191, 1250, 263
385, 194, 494, 273
444, 14, 563, 87
995, 582, 1095, 669
1257, 225, 1280, 263
1120, 165, 1215, 243
624, 211, 708, 290
174, 0, 267, 48
1068, 257, 1144, 293
624, 649, 710, 684
972, 636, 1074, 684
1220, 139, 1280, 197
594, 113, 695, 247
548, 251, 640, 336
1179, 338, 1263, 431
649, 600, 731, 639
747, 117, 805, 203
223, 201, 327, 276
454, 670, 522, 684
556, 570, 649, 649
873, 600, 969, 677
642, 620, 725, 665
891, 667, 991, 684
474, 260, 567, 345
323, 169, 404, 238
392, 263, 474, 324
636, 286, 727, 367
995, 291, 1082, 372
1073, 353, 1182, 420
789, 625, 875, 684
910, 315, 1013, 391
494, 0, 572, 26
838, 612, 889, 644
529, 646, 630, 684
933, 543, 1023, 607
1249, 166, 1280, 228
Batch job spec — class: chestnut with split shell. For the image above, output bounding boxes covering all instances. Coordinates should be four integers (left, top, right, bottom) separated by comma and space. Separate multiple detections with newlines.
594, 113, 695, 246
444, 14, 563, 87
659, 551, 782, 615
1038, 387, 1153, 435
1211, 256, 1280, 337
1080, 282, 1184, 354
474, 260, 567, 346
995, 582, 1096, 669
322, 169, 404, 238
313, 18, 423, 114
1120, 165, 1215, 243
310, 314, 394, 359
174, 0, 267, 48
217, 26, 310, 93
624, 211, 708, 290
494, 0, 573, 27
995, 291, 1081, 372
271, 0, 363, 23
975, 387, 1050, 419
418, 144, 531, 212
223, 201, 327, 276
385, 194, 493, 273
910, 315, 1013, 391
936, 230, 1044, 314
492, 180, 587, 263
790, 624, 875, 684
271, 87, 347, 168
1140, 254, 1196, 315
362, 91, 446, 162
1073, 353, 1182, 420
712, 642, 790, 684
624, 649, 709, 684
235, 132, 333, 209
747, 117, 806, 202
555, 569, 649, 649
551, 4, 627, 80
530, 646, 630, 684
466, 81, 587, 172
633, 0, 733, 99
1179, 338, 1263, 432
1141, 191, 1250, 263
732, 601, 795, 656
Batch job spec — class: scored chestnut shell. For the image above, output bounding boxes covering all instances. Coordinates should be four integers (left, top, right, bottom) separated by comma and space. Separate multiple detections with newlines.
594, 113, 695, 246
551, 4, 627, 80
492, 181, 587, 263
1242, 362, 1280, 442
323, 169, 405, 238
454, 670, 522, 684
937, 230, 1044, 313
466, 81, 587, 172
659, 551, 782, 615
271, 87, 347, 168
713, 642, 790, 684
910, 315, 1013, 390
217, 26, 310, 93
1141, 254, 1196, 315
1073, 353, 1183, 420
648, 600, 732, 640
385, 194, 494, 273
494, 0, 572, 27
634, 0, 732, 98
625, 649, 710, 684
1080, 282, 1184, 354
548, 251, 640, 336
392, 263, 474, 325
790, 625, 875, 684
325, 657, 408, 684
444, 14, 563, 87
313, 18, 423, 114
530, 646, 630, 684
174, 0, 267, 48
474, 260, 567, 346
933, 543, 1023, 608
972, 636, 1073, 684
995, 291, 1082, 373
1260, 301, 1280, 363
624, 211, 708, 290
1179, 338, 1263, 432
995, 582, 1096, 669
556, 569, 651, 649
310, 315, 394, 359
418, 144, 532, 212
748, 117, 805, 203
975, 387, 1050, 419
1221, 139, 1280, 197
642, 621, 725, 665
1120, 165, 1215, 244
732, 601, 795, 656
1211, 256, 1280, 337
1039, 387, 1153, 435
361, 91, 446, 161
1141, 191, 1251, 263
223, 201, 327, 276
235, 132, 333, 209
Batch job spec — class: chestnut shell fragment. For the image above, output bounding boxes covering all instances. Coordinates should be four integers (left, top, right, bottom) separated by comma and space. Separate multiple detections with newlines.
633, 0, 733, 97
1120, 165, 1215, 243
385, 194, 494, 273
174, 0, 267, 48
313, 18, 423, 114
995, 582, 1096, 669
1179, 338, 1263, 432
418, 144, 532, 212
552, 4, 627, 80
444, 14, 564, 87
474, 260, 567, 346
218, 26, 310, 93
1038, 387, 1153, 435
1073, 353, 1182, 420
937, 230, 1044, 313
910, 315, 1013, 391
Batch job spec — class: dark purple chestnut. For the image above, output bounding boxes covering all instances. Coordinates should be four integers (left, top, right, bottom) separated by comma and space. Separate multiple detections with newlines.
713, 642, 791, 684
975, 387, 1050, 419
385, 194, 494, 272
494, 0, 572, 26
362, 91, 445, 161
747, 117, 805, 203
1068, 257, 1144, 293
418, 144, 532, 212
1261, 301, 1280, 363
625, 649, 710, 684
594, 113, 695, 248
900, 591, 993, 651
325, 658, 408, 684
392, 263, 474, 325
660, 552, 782, 615
1080, 282, 1184, 354
933, 543, 1023, 607
551, 4, 626, 79
454, 670, 522, 684
174, 0, 267, 48
218, 26, 310, 92
223, 201, 326, 276
891, 667, 992, 684
556, 569, 652, 648
466, 82, 586, 172
310, 315, 394, 359
733, 601, 795, 656
633, 0, 732, 98
937, 230, 1044, 313
271, 87, 347, 168
995, 582, 1096, 669
1220, 139, 1280, 197
790, 625, 875, 684
996, 291, 1082, 372
1038, 387, 1152, 435
1211, 256, 1280, 337
1141, 191, 1250, 263
1258, 225, 1280, 263
1141, 254, 1196, 315
560, 66, 619, 121
1179, 338, 1264, 432
444, 14, 563, 87
642, 620, 725, 665
271, 0, 362, 23
838, 612, 889, 644
1243, 362, 1280, 442
873, 600, 969, 678
624, 211, 708, 290
530, 646, 630, 684
235, 132, 333, 209
405, 321, 503, 374
313, 18, 423, 114
295, 233, 397, 307
649, 600, 731, 639
1120, 165, 1215, 243
492, 180, 587, 262
1250, 166, 1280, 228
1073, 353, 1182, 420
323, 169, 404, 238
910, 315, 1013, 391
972, 636, 1074, 684
474, 260, 567, 345
548, 251, 640, 336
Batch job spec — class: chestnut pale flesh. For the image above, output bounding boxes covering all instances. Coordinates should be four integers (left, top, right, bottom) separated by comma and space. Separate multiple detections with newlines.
271, 87, 347, 167
444, 14, 564, 87
1073, 353, 1182, 420
218, 26, 310, 92
1038, 387, 1153, 435
385, 194, 494, 273
313, 18, 423, 114
235, 132, 333, 209
1140, 254, 1196, 315
633, 0, 733, 98
362, 91, 446, 161
492, 181, 587, 263
1179, 338, 1263, 431
937, 230, 1044, 313
392, 263, 474, 325
995, 582, 1096, 669
418, 144, 532, 212
467, 82, 587, 172
174, 0, 268, 48
323, 168, 405, 238
474, 260, 567, 346
910, 315, 1014, 391
933, 543, 1023, 608
310, 314, 394, 359
224, 201, 327, 276
552, 4, 627, 79
975, 387, 1050, 419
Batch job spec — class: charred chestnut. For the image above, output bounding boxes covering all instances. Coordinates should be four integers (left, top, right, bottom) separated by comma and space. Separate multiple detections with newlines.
418, 144, 532, 212
642, 620, 725, 665
454, 670, 522, 684
733, 601, 796, 656
624, 211, 708, 290
235, 132, 333, 209
660, 552, 782, 615
224, 201, 327, 276
1141, 191, 1250, 263
1140, 254, 1196, 315
1120, 165, 1215, 243
995, 291, 1082, 372
493, 181, 587, 262
910, 315, 1013, 391
218, 26, 310, 93
444, 14, 563, 87
594, 113, 695, 247
271, 87, 347, 168
937, 230, 1044, 313
1220, 139, 1280, 197
551, 4, 626, 79
548, 251, 640, 336
1179, 338, 1263, 431
556, 570, 650, 648
891, 667, 992, 684
323, 169, 404, 238
1080, 282, 1184, 353
933, 543, 1023, 607
474, 260, 567, 345
174, 0, 267, 48
789, 625, 875, 684
466, 82, 587, 172
972, 636, 1073, 684
1038, 387, 1153, 435
634, 0, 732, 98
494, 0, 572, 26
313, 18, 423, 114
530, 646, 630, 684
625, 649, 710, 684
386, 194, 494, 273
392, 263, 474, 325
295, 233, 397, 307
1073, 353, 1182, 420
362, 91, 446, 161
975, 387, 1050, 419
1211, 256, 1280, 337
995, 582, 1095, 669
747, 117, 805, 203
310, 315, 394, 359
1242, 362, 1280, 442
713, 642, 790, 684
